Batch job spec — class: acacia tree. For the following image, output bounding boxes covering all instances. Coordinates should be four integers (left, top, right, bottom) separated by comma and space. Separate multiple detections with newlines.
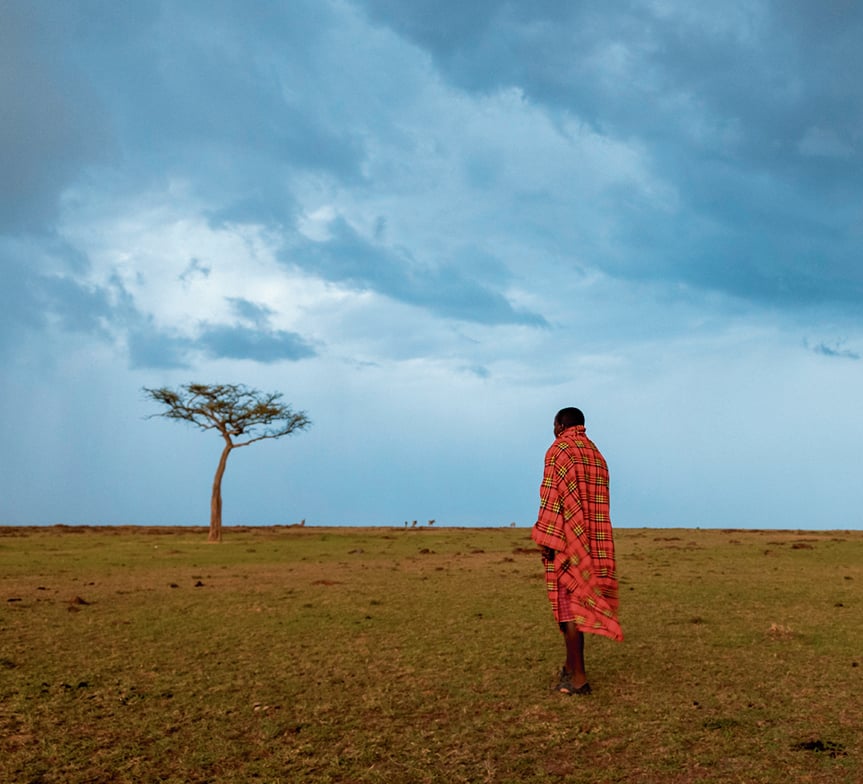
143, 383, 311, 542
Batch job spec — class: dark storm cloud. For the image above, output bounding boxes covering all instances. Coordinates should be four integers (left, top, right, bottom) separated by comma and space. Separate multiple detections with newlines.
207, 298, 316, 363
227, 298, 275, 328
288, 217, 547, 326
2, 0, 365, 237
0, 240, 115, 358
127, 321, 317, 369
360, 0, 863, 166
358, 0, 863, 314
62, 0, 367, 186
0, 3, 110, 233
197, 325, 317, 363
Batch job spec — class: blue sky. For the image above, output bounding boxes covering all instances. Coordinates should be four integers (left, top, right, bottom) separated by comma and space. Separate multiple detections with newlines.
2, 0, 862, 529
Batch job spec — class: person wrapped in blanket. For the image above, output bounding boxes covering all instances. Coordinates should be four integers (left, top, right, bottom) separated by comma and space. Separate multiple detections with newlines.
531, 407, 623, 696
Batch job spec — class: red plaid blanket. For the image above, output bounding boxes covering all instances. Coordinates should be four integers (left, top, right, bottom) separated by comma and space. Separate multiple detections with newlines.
531, 425, 622, 641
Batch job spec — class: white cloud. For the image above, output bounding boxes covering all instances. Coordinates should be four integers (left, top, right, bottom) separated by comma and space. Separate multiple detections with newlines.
297, 205, 338, 241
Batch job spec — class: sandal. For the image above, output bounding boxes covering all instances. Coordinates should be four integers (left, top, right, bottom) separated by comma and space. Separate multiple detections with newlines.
555, 668, 592, 696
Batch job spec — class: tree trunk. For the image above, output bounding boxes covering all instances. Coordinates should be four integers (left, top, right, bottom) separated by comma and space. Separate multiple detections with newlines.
209, 441, 233, 543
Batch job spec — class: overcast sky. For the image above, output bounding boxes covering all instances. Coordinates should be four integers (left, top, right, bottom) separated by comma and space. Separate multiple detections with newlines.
2, 0, 862, 530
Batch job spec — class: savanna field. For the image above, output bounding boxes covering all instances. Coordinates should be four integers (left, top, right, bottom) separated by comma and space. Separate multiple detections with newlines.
1, 525, 861, 784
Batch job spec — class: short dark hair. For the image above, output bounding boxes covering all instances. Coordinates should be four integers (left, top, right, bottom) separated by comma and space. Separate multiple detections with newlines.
554, 407, 585, 429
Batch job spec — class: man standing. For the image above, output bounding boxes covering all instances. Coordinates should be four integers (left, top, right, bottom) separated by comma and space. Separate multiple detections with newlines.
532, 407, 623, 695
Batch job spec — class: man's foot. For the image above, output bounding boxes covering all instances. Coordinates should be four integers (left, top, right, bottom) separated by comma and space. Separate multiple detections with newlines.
570, 681, 592, 695
555, 668, 592, 696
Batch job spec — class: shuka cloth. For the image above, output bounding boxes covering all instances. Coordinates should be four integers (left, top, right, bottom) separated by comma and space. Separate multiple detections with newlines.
531, 425, 623, 641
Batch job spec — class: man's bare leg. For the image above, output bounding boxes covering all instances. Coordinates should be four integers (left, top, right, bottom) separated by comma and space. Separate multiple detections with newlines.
561, 621, 588, 688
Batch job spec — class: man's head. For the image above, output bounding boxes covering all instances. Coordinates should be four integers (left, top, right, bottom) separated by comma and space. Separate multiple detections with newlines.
553, 407, 585, 437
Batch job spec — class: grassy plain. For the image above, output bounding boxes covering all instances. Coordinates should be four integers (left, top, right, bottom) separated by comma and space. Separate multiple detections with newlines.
1, 525, 861, 783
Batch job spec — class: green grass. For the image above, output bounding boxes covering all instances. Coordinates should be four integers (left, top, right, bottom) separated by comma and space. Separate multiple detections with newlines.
1, 525, 861, 783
